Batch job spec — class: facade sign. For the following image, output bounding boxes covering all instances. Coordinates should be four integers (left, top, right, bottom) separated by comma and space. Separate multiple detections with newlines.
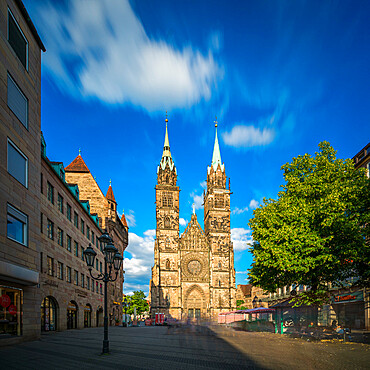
0, 294, 11, 307
332, 290, 363, 304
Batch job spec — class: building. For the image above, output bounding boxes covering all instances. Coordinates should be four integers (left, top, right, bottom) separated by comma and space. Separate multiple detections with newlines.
64, 153, 128, 326
39, 137, 128, 332
150, 118, 236, 320
236, 284, 268, 309
353, 142, 370, 176
0, 0, 45, 343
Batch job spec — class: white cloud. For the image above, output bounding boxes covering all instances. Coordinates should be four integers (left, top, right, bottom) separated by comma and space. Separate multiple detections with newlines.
125, 210, 136, 227
179, 218, 188, 227
35, 0, 222, 112
231, 228, 253, 251
231, 206, 249, 215
190, 192, 204, 210
222, 125, 275, 148
200, 180, 207, 189
236, 270, 249, 274
123, 230, 155, 294
249, 199, 259, 210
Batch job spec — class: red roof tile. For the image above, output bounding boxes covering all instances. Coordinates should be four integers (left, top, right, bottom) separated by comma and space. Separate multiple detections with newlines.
106, 185, 116, 202
65, 155, 90, 173
121, 213, 128, 227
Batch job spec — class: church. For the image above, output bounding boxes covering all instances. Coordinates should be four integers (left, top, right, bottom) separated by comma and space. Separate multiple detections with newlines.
150, 117, 236, 320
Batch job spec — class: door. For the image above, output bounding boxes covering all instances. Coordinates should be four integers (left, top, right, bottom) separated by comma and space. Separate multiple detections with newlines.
188, 309, 194, 318
195, 309, 201, 319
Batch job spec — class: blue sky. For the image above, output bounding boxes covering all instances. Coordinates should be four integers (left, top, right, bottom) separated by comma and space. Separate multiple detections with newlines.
24, 0, 370, 295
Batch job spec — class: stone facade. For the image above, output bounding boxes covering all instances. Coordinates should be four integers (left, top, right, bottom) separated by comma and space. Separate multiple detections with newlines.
0, 0, 45, 344
150, 120, 236, 320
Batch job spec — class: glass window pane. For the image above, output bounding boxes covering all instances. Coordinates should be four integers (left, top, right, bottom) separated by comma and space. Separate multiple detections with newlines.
8, 10, 28, 68
7, 140, 27, 186
7, 204, 27, 246
7, 74, 28, 127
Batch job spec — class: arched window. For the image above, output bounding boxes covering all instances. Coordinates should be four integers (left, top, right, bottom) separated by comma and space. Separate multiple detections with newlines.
41, 296, 58, 331
166, 259, 170, 270
164, 216, 170, 229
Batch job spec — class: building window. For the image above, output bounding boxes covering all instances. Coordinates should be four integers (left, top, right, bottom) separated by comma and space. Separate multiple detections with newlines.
7, 204, 28, 246
215, 194, 224, 208
74, 241, 78, 257
92, 279, 94, 292
81, 247, 84, 261
67, 235, 71, 252
57, 194, 64, 213
96, 259, 99, 271
74, 270, 78, 286
66, 267, 71, 283
100, 283, 103, 295
74, 212, 78, 228
0, 286, 23, 336
81, 219, 85, 234
86, 226, 90, 240
7, 138, 28, 187
96, 281, 98, 293
67, 204, 71, 221
40, 212, 43, 233
87, 277, 90, 290
47, 256, 54, 276
81, 273, 85, 288
162, 192, 173, 207
7, 8, 28, 69
47, 182, 54, 204
91, 231, 95, 245
57, 228, 63, 247
57, 262, 64, 280
47, 219, 54, 240
100, 261, 102, 273
7, 73, 28, 128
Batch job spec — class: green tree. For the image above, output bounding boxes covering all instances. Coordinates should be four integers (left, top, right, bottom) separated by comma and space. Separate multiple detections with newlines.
123, 290, 149, 316
248, 142, 370, 306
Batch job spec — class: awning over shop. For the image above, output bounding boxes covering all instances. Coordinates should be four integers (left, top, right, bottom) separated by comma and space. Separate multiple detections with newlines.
219, 307, 275, 316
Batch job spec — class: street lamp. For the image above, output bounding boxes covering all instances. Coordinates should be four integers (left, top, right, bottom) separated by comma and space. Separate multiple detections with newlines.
84, 234, 123, 354
122, 297, 131, 327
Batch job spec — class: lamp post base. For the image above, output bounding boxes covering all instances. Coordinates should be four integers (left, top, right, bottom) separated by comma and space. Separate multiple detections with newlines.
102, 339, 110, 354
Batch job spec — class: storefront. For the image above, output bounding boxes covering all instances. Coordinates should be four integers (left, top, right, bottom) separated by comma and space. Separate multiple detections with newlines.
84, 304, 92, 328
41, 296, 57, 332
0, 286, 22, 337
331, 290, 365, 329
67, 301, 78, 329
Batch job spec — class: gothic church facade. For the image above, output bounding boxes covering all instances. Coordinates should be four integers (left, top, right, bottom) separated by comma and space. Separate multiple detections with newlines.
150, 118, 236, 320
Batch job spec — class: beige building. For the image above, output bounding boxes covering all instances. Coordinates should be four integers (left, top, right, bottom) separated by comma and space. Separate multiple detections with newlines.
150, 119, 236, 320
0, 0, 45, 344
236, 284, 269, 309
40, 138, 128, 332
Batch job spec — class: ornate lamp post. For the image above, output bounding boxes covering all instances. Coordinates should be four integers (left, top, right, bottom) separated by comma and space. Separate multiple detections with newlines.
122, 297, 131, 327
83, 232, 123, 354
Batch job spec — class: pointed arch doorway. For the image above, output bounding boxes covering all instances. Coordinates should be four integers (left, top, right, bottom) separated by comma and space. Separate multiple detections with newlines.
184, 285, 206, 319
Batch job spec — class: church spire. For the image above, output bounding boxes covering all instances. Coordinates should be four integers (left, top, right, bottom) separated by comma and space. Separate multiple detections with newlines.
209, 117, 224, 173
158, 112, 176, 173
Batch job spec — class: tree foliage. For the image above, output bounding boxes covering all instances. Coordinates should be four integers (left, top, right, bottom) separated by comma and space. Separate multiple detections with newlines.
123, 290, 149, 315
248, 142, 370, 305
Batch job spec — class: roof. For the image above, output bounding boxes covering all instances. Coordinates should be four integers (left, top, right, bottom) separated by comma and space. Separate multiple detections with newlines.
158, 120, 176, 173
208, 124, 224, 174
15, 0, 46, 51
121, 213, 128, 228
65, 155, 90, 173
238, 284, 252, 296
106, 185, 116, 202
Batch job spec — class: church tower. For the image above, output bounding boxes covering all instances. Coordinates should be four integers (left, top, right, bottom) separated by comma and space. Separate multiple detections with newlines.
204, 119, 236, 316
150, 115, 181, 318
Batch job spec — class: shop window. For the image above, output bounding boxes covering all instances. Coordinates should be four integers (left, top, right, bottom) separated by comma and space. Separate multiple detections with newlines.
41, 296, 57, 332
7, 74, 28, 127
0, 285, 23, 336
7, 138, 28, 187
84, 305, 92, 328
57, 194, 63, 213
8, 8, 28, 69
7, 203, 28, 246
47, 182, 54, 204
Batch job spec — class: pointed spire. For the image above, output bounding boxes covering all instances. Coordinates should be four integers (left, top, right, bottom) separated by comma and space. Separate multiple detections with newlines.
106, 181, 116, 202
210, 116, 224, 172
121, 209, 128, 228
192, 203, 195, 215
158, 112, 176, 173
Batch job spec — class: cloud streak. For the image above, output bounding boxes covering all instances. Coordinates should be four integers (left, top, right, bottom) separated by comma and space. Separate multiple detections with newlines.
35, 0, 222, 112
223, 125, 275, 148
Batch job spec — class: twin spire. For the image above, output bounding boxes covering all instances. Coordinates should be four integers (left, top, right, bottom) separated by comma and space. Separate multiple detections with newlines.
159, 113, 224, 173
